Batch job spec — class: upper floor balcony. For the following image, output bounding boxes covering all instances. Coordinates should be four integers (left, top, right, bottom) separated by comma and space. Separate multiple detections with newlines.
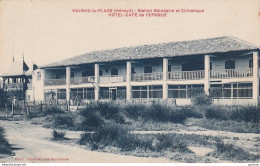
4, 83, 25, 91
43, 68, 256, 86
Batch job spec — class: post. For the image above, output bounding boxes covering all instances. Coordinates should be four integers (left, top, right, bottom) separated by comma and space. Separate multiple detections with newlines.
95, 64, 99, 101
253, 52, 259, 105
126, 61, 132, 100
204, 55, 210, 95
66, 67, 71, 103
163, 58, 168, 99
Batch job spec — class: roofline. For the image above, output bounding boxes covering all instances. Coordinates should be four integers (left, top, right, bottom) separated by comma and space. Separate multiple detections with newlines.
39, 48, 260, 69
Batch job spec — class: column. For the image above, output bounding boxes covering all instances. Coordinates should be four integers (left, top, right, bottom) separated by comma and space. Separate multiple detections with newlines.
204, 55, 210, 95
126, 61, 131, 100
253, 52, 259, 105
66, 67, 71, 101
94, 64, 99, 101
163, 58, 168, 99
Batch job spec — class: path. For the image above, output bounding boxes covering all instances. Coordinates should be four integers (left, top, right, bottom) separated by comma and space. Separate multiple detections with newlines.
0, 120, 172, 163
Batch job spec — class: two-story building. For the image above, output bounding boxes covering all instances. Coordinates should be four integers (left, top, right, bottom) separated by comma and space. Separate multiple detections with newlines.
31, 36, 260, 105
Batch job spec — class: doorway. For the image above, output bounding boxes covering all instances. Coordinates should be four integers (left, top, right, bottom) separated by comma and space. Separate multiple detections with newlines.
109, 87, 117, 100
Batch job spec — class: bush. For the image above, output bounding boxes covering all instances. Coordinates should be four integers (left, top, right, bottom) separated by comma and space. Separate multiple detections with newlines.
77, 108, 104, 131
204, 106, 229, 120
124, 103, 146, 120
53, 113, 74, 128
51, 130, 67, 141
143, 103, 202, 123
154, 134, 192, 153
230, 106, 260, 123
0, 127, 12, 155
192, 92, 212, 106
43, 106, 64, 115
214, 141, 259, 161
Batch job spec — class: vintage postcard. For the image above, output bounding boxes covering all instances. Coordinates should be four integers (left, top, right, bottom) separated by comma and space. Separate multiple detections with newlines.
0, 0, 259, 164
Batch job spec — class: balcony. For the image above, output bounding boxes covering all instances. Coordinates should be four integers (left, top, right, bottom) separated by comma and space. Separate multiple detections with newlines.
44, 79, 66, 86
70, 76, 94, 85
131, 72, 163, 82
4, 83, 25, 91
100, 76, 125, 83
168, 70, 205, 81
210, 68, 253, 79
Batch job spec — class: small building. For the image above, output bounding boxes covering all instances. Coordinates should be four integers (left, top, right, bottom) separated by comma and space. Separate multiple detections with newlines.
29, 36, 260, 105
1, 58, 33, 101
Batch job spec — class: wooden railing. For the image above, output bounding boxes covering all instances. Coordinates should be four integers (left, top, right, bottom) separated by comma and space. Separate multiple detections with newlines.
4, 83, 25, 91
100, 76, 125, 83
131, 72, 163, 82
167, 70, 205, 80
44, 79, 66, 86
210, 68, 253, 79
70, 76, 94, 85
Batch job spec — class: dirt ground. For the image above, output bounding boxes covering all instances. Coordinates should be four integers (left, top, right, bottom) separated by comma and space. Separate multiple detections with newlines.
0, 118, 259, 163
0, 119, 172, 163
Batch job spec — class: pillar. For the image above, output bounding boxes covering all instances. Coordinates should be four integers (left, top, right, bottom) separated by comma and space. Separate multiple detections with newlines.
66, 67, 71, 101
163, 58, 168, 99
253, 51, 259, 105
126, 61, 132, 100
94, 64, 99, 101
204, 55, 210, 95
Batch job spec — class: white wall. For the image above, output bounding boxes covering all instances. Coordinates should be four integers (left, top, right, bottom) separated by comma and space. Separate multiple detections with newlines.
31, 69, 45, 101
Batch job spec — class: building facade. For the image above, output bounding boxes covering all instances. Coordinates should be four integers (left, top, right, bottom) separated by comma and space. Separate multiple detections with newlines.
25, 36, 260, 105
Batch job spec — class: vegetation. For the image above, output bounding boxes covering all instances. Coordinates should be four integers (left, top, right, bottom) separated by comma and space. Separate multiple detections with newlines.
213, 141, 259, 161
51, 130, 67, 141
0, 127, 13, 155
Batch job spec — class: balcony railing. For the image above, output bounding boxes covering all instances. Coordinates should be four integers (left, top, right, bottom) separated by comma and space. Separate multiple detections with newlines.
4, 83, 25, 91
168, 70, 205, 80
131, 72, 163, 82
210, 68, 253, 79
44, 79, 66, 86
100, 76, 125, 83
70, 76, 94, 85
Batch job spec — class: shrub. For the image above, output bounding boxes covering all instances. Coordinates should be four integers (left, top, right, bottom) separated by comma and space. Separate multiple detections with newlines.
192, 92, 212, 106
0, 127, 12, 155
51, 130, 67, 141
43, 106, 64, 115
214, 141, 259, 161
154, 134, 191, 153
53, 113, 74, 128
230, 106, 260, 123
143, 103, 171, 122
204, 106, 229, 120
77, 108, 104, 131
125, 103, 146, 120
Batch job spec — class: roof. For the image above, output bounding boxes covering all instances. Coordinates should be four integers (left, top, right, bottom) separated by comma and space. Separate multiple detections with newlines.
41, 36, 260, 68
1, 60, 30, 77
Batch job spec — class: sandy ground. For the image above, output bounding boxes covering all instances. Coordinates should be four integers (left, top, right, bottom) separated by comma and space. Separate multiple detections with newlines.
0, 118, 259, 163
0, 119, 172, 163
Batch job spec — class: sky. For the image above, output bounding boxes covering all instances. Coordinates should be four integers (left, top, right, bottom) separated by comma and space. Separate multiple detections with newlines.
0, 0, 260, 74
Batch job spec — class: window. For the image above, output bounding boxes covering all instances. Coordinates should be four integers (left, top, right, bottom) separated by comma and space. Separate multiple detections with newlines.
210, 83, 252, 99
168, 84, 204, 99
131, 85, 162, 98
225, 60, 235, 69
37, 72, 41, 81
71, 72, 74, 78
168, 65, 171, 72
210, 62, 212, 70
131, 67, 135, 74
249, 59, 253, 68
82, 69, 94, 77
111, 67, 118, 76
99, 70, 103, 76
144, 66, 152, 73
57, 89, 66, 99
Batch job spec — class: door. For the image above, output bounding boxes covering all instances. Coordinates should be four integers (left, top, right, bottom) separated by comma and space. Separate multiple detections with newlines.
109, 87, 117, 100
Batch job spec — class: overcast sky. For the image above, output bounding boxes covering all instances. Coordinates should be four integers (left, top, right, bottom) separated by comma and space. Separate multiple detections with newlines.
0, 0, 260, 74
